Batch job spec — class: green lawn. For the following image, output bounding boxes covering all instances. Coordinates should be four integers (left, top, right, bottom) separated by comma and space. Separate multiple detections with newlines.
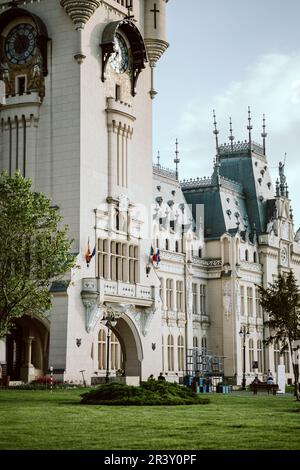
0, 389, 299, 450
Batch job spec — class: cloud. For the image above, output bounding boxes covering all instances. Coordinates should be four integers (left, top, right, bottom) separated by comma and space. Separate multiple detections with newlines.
177, 51, 300, 225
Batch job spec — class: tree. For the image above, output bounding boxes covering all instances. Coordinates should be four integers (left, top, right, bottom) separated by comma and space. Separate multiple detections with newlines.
0, 171, 76, 337
259, 272, 300, 401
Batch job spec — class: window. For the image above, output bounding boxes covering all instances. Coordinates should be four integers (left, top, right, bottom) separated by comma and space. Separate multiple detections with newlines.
193, 337, 198, 348
255, 288, 262, 318
274, 342, 280, 373
249, 338, 254, 371
17, 76, 26, 95
247, 287, 253, 317
165, 239, 169, 250
253, 252, 257, 263
110, 332, 121, 371
167, 335, 174, 371
192, 283, 198, 314
201, 337, 207, 352
98, 329, 106, 370
257, 340, 263, 372
178, 336, 185, 371
240, 286, 245, 315
97, 239, 139, 283
175, 241, 179, 253
199, 249, 202, 258
245, 249, 249, 261
115, 84, 121, 101
176, 281, 184, 312
166, 279, 173, 309
200, 285, 206, 314
159, 278, 164, 303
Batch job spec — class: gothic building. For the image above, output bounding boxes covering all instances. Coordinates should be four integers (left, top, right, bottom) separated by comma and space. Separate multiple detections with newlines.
0, 0, 298, 386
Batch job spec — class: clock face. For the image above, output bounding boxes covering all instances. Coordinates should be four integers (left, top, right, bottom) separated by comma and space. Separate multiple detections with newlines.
110, 33, 129, 74
5, 24, 37, 65
280, 247, 287, 265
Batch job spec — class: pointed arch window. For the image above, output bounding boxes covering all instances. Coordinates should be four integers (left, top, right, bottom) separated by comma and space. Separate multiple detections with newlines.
178, 335, 185, 371
98, 329, 107, 370
167, 335, 174, 371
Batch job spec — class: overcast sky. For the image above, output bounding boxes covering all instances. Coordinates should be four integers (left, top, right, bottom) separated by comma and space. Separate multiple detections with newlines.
153, 0, 300, 227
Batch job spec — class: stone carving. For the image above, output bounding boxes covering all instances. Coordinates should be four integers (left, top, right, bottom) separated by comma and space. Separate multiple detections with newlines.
82, 298, 103, 333
60, 0, 101, 29
132, 307, 156, 337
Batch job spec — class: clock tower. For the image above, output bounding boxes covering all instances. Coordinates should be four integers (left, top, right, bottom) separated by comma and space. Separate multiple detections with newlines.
0, 0, 169, 384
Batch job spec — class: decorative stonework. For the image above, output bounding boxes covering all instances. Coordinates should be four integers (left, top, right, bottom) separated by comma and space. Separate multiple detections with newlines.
144, 38, 169, 67
60, 0, 100, 30
132, 307, 156, 337
223, 280, 232, 319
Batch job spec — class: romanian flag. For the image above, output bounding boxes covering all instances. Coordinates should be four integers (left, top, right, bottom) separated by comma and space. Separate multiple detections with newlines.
85, 239, 95, 267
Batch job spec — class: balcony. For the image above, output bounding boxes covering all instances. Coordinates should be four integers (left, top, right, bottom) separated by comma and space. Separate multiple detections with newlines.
82, 278, 154, 308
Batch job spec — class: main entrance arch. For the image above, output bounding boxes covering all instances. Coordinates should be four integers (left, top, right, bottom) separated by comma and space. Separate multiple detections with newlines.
112, 314, 143, 378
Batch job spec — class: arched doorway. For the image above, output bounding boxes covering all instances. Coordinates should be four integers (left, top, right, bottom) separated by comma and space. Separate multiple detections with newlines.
4, 315, 49, 383
113, 315, 143, 378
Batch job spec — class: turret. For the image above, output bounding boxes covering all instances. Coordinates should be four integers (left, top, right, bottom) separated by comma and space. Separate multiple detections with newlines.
144, 0, 169, 98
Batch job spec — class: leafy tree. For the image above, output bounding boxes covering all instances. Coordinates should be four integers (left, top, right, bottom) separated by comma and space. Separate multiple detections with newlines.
0, 171, 76, 337
259, 272, 300, 400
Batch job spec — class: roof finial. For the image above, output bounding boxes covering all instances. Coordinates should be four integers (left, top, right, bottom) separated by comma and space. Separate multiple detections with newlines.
261, 114, 267, 155
157, 150, 161, 168
247, 106, 253, 147
229, 117, 235, 151
174, 139, 180, 180
213, 110, 220, 160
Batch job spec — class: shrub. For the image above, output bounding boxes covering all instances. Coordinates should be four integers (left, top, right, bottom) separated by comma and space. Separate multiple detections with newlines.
81, 381, 210, 406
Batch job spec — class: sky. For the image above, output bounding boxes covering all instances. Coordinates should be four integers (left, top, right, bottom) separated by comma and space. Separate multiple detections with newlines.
153, 0, 300, 227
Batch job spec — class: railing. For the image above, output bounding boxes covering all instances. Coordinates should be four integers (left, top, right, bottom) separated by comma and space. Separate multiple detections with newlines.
82, 278, 154, 301
218, 140, 265, 157
192, 257, 222, 268
153, 164, 177, 180
181, 175, 243, 193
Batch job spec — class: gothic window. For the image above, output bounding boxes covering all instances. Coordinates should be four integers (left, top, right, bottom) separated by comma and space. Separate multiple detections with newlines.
166, 279, 173, 309
245, 249, 249, 261
255, 288, 262, 318
249, 338, 254, 371
253, 252, 257, 263
97, 239, 139, 283
274, 342, 280, 373
165, 239, 169, 250
240, 286, 245, 315
98, 329, 107, 370
247, 287, 253, 317
199, 249, 202, 258
175, 241, 179, 253
201, 336, 207, 353
176, 281, 184, 312
167, 335, 174, 371
110, 332, 121, 371
200, 285, 207, 314
192, 283, 198, 314
178, 335, 185, 372
193, 337, 198, 348
257, 340, 263, 373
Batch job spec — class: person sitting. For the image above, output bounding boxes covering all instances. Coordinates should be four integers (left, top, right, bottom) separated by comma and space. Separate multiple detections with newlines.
266, 370, 274, 385
147, 374, 155, 382
158, 372, 166, 381
252, 375, 261, 385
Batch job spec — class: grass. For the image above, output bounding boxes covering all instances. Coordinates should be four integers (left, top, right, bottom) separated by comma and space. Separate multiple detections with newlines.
0, 389, 299, 450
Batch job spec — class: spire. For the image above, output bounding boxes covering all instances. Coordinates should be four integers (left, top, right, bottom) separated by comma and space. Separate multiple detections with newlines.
213, 110, 220, 160
157, 150, 161, 168
261, 114, 267, 156
229, 117, 235, 151
247, 106, 253, 146
174, 139, 180, 180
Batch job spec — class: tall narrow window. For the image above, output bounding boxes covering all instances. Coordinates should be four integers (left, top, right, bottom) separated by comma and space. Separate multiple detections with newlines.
257, 340, 263, 373
245, 249, 249, 261
159, 278, 164, 303
110, 332, 121, 371
98, 329, 106, 370
201, 336, 207, 352
240, 286, 245, 315
178, 335, 185, 371
167, 335, 174, 371
115, 84, 121, 101
249, 338, 254, 370
192, 283, 198, 315
176, 281, 184, 312
200, 285, 206, 314
165, 239, 169, 250
193, 337, 198, 348
247, 287, 253, 317
166, 279, 173, 309
17, 76, 26, 95
255, 288, 262, 318
175, 241, 179, 253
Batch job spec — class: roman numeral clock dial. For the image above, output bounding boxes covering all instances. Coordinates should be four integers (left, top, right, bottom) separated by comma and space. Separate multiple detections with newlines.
5, 23, 37, 65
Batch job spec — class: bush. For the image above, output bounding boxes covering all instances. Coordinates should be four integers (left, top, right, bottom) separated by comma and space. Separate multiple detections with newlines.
81, 381, 210, 406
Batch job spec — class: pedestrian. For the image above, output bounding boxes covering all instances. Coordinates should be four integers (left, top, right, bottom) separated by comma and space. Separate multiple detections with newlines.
266, 370, 273, 384
147, 374, 155, 382
158, 372, 166, 381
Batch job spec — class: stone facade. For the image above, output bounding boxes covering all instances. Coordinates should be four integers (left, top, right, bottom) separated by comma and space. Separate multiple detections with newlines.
0, 0, 298, 387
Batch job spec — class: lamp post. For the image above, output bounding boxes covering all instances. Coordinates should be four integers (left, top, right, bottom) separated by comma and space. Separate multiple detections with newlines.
239, 325, 250, 390
101, 312, 117, 384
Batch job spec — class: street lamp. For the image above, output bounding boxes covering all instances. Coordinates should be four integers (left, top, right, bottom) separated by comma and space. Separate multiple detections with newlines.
239, 325, 250, 390
101, 313, 117, 384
